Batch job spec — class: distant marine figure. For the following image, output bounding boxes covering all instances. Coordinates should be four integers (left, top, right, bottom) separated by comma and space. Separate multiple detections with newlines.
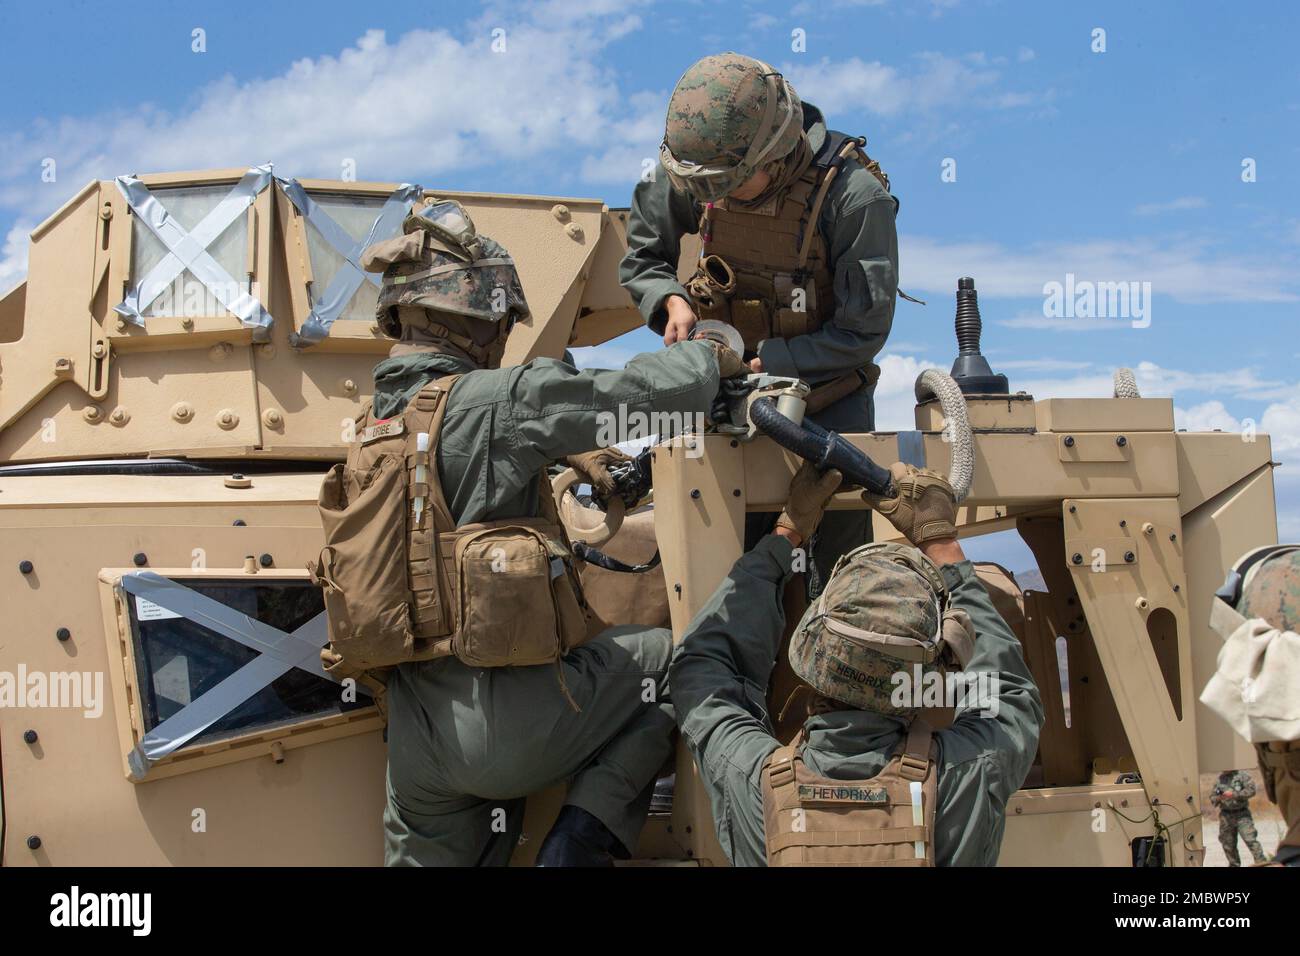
1209, 769, 1268, 866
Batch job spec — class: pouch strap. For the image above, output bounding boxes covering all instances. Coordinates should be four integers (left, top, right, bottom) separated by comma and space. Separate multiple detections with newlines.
796, 138, 862, 270
805, 364, 880, 414
898, 718, 933, 783
769, 826, 927, 853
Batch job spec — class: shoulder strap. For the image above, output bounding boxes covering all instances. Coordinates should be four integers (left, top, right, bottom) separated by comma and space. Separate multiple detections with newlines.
897, 717, 934, 783
765, 741, 801, 793
407, 373, 462, 528
796, 137, 865, 270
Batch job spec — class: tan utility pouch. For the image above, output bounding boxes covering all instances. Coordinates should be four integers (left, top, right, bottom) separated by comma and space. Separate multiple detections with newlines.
453, 520, 587, 667
314, 453, 417, 669
315, 374, 591, 677
772, 273, 821, 339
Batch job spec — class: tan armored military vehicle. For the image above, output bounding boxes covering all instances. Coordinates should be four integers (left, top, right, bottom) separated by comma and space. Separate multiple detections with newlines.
0, 168, 1276, 867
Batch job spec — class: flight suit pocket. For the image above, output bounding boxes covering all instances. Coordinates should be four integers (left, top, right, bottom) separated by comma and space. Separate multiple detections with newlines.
836, 256, 896, 331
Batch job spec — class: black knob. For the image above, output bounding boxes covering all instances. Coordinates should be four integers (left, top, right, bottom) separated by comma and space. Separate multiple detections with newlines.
1071, 553, 1083, 565
259, 553, 273, 567
949, 278, 1009, 395
56, 627, 70, 642
23, 729, 38, 744
1116, 435, 1128, 447
233, 519, 247, 527
1064, 436, 1075, 448
132, 552, 148, 567
1124, 551, 1136, 563
27, 835, 41, 850
18, 560, 33, 574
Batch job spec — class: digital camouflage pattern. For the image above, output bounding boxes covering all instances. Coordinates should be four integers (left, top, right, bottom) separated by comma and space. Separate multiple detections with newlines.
788, 542, 948, 715
1212, 770, 1268, 865
1211, 768, 1257, 811
1218, 810, 1268, 866
1241, 548, 1300, 633
362, 231, 529, 338
663, 53, 803, 169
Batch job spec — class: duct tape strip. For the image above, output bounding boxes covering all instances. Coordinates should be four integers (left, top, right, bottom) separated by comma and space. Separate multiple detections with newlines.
897, 430, 927, 470
119, 572, 335, 778
114, 164, 275, 330
277, 177, 422, 346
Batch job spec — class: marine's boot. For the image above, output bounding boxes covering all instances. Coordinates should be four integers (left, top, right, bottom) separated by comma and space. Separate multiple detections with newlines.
535, 806, 630, 867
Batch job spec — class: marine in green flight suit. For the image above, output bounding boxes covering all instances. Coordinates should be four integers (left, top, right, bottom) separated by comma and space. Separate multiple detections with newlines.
357, 200, 737, 866
670, 463, 1044, 866
620, 52, 900, 594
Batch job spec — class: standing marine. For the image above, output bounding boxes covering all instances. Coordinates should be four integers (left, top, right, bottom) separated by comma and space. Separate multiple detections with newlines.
669, 462, 1044, 865
1209, 770, 1268, 866
1203, 544, 1300, 866
620, 51, 901, 592
314, 199, 743, 866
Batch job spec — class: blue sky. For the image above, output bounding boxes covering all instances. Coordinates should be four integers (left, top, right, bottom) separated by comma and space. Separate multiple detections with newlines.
1, 0, 1297, 568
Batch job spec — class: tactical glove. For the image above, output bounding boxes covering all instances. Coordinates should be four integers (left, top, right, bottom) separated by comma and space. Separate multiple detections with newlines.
706, 340, 748, 379
564, 447, 632, 498
864, 462, 959, 547
775, 462, 843, 541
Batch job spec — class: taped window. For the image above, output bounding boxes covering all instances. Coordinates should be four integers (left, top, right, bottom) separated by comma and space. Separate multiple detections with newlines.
129, 580, 366, 743
278, 178, 421, 346
303, 194, 386, 324
104, 570, 378, 781
130, 185, 250, 318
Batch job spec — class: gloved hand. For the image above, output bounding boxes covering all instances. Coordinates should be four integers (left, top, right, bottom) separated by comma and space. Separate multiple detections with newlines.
705, 340, 747, 379
775, 462, 843, 541
564, 447, 632, 498
864, 462, 958, 547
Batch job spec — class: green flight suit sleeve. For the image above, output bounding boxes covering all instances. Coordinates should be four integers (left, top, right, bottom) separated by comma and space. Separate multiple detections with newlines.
669, 533, 795, 865
756, 168, 899, 383
931, 560, 1044, 860
505, 339, 719, 470
619, 163, 701, 335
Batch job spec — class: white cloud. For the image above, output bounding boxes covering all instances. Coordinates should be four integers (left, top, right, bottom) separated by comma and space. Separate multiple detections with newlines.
874, 352, 942, 430
0, 14, 646, 223
578, 89, 666, 186
1134, 196, 1207, 216
901, 234, 1300, 305
0, 223, 31, 294
1175, 400, 1241, 433
1260, 394, 1300, 455
783, 51, 1044, 118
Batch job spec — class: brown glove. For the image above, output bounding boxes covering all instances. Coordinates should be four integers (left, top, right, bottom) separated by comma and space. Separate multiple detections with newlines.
705, 340, 747, 379
564, 447, 632, 498
864, 462, 958, 547
775, 462, 843, 540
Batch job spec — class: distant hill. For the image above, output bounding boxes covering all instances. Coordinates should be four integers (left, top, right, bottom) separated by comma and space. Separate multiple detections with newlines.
1015, 568, 1046, 592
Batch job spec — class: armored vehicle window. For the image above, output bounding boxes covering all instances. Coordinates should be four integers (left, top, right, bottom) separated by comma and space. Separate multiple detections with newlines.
127, 579, 367, 747
129, 185, 250, 318
303, 194, 385, 323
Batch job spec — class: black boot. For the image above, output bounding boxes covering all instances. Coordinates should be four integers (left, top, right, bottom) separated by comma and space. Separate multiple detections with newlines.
535, 806, 630, 867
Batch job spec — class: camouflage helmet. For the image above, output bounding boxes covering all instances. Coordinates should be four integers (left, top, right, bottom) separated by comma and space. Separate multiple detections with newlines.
1215, 545, 1300, 635
361, 198, 529, 338
660, 53, 804, 203
788, 542, 974, 716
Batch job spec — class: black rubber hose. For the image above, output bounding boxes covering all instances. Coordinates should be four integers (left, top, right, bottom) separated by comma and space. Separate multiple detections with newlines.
749, 398, 896, 497
571, 541, 662, 574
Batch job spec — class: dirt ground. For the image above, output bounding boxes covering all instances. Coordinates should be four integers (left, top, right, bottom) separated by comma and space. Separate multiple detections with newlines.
1198, 768, 1287, 866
